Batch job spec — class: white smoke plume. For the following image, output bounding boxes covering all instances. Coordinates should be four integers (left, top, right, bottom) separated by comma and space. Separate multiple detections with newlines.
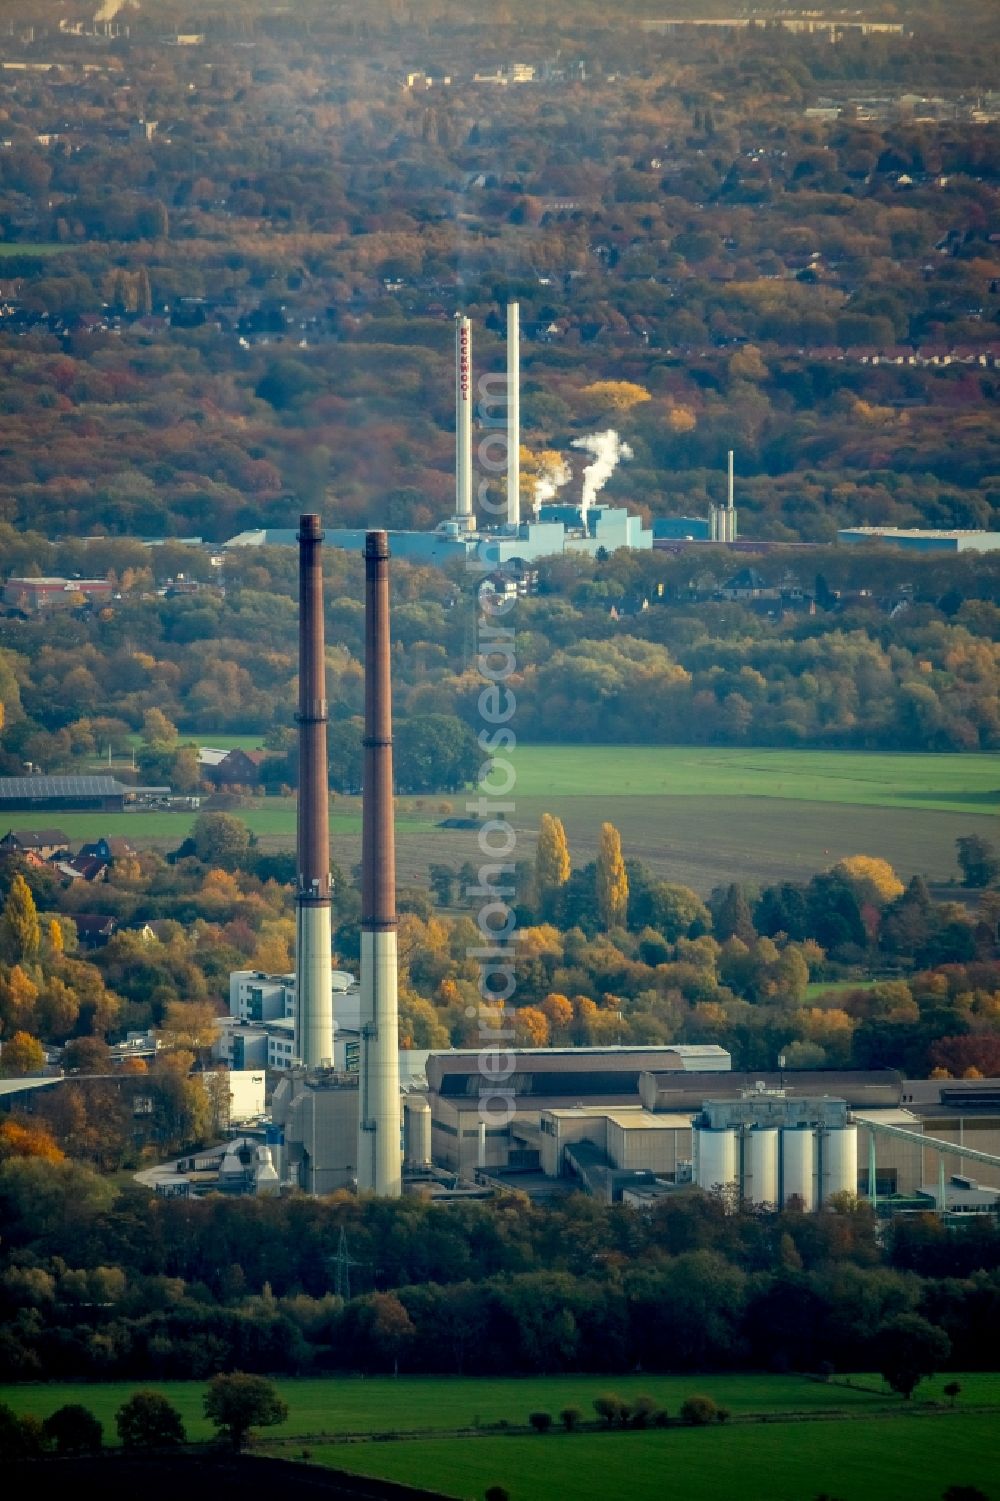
533, 455, 571, 511
571, 429, 633, 518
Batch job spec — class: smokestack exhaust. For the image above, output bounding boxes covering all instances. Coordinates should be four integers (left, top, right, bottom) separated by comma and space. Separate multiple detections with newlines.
295, 514, 334, 1068
455, 314, 474, 530
357, 530, 402, 1197
507, 301, 520, 529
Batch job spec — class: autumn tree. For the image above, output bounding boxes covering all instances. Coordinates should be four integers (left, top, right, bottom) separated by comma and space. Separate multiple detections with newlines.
596, 823, 629, 930
535, 813, 571, 915
191, 812, 252, 869
1, 875, 41, 965
578, 380, 651, 413
0, 1118, 64, 1162
0, 1031, 45, 1077
142, 707, 177, 746
0, 966, 39, 1037
203, 1372, 288, 1450
833, 856, 904, 907
157, 999, 220, 1065
115, 1391, 186, 1449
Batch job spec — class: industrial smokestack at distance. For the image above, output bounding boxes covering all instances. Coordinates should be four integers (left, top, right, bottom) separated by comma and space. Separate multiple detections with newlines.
728, 449, 735, 512
295, 515, 334, 1068
455, 314, 474, 529
357, 530, 402, 1198
507, 301, 521, 529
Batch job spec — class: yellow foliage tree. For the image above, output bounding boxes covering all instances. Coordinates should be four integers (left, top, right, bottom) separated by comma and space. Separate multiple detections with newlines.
158, 1000, 219, 1062
514, 1006, 551, 1047
0, 965, 39, 1036
728, 344, 768, 383
833, 855, 904, 907
535, 813, 571, 910
596, 822, 629, 930
0, 1030, 45, 1076
541, 992, 574, 1033
0, 1118, 64, 1162
666, 403, 697, 433
579, 380, 651, 413
1, 874, 41, 965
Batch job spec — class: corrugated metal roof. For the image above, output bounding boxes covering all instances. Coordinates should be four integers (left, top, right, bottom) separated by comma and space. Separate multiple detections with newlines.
0, 776, 128, 798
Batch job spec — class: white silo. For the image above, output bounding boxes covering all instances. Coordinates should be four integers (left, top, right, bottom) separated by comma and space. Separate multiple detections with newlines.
781, 1125, 816, 1211
694, 1126, 737, 1192
745, 1127, 779, 1206
822, 1125, 858, 1201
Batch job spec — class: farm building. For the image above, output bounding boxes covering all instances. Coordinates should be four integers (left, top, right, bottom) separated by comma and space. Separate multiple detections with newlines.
0, 776, 170, 812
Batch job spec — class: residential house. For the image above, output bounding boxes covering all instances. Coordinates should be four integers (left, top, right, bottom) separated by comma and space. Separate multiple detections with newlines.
0, 828, 71, 859
72, 914, 118, 950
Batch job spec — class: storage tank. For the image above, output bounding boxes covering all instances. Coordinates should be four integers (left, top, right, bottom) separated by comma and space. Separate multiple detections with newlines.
694, 1126, 737, 1192
781, 1125, 816, 1210
403, 1096, 432, 1167
823, 1125, 858, 1200
745, 1127, 779, 1206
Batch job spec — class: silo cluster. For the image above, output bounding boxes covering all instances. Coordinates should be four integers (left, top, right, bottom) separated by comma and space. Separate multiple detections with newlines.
692, 1091, 857, 1209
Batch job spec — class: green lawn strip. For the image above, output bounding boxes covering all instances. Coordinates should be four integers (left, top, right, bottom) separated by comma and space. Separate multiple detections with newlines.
805, 980, 879, 1000
0, 242, 64, 257
0, 1372, 892, 1443
839, 1371, 1000, 1405
304, 1411, 1000, 1501
0, 802, 437, 848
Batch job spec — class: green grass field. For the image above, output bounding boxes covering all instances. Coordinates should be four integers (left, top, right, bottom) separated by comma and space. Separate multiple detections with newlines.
5, 1373, 998, 1500
316, 1413, 1000, 1501
508, 746, 999, 814
3, 747, 996, 893
0, 1373, 900, 1442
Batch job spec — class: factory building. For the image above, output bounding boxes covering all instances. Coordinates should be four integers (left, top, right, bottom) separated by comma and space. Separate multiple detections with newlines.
426, 1045, 731, 1176
424, 1050, 1000, 1212
225, 505, 652, 568
224, 304, 652, 569
837, 527, 1000, 553
269, 1069, 360, 1195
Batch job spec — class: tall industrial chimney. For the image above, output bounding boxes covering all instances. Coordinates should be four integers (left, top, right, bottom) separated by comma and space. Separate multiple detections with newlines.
507, 301, 521, 529
295, 515, 334, 1068
725, 449, 738, 541
357, 530, 402, 1197
454, 314, 474, 531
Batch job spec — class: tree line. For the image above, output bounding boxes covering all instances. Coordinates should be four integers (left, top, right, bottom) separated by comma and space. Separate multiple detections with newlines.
0, 1156, 999, 1385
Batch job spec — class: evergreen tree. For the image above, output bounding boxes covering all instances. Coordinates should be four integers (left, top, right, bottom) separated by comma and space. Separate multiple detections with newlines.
596, 822, 629, 930
713, 882, 756, 944
956, 836, 999, 889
